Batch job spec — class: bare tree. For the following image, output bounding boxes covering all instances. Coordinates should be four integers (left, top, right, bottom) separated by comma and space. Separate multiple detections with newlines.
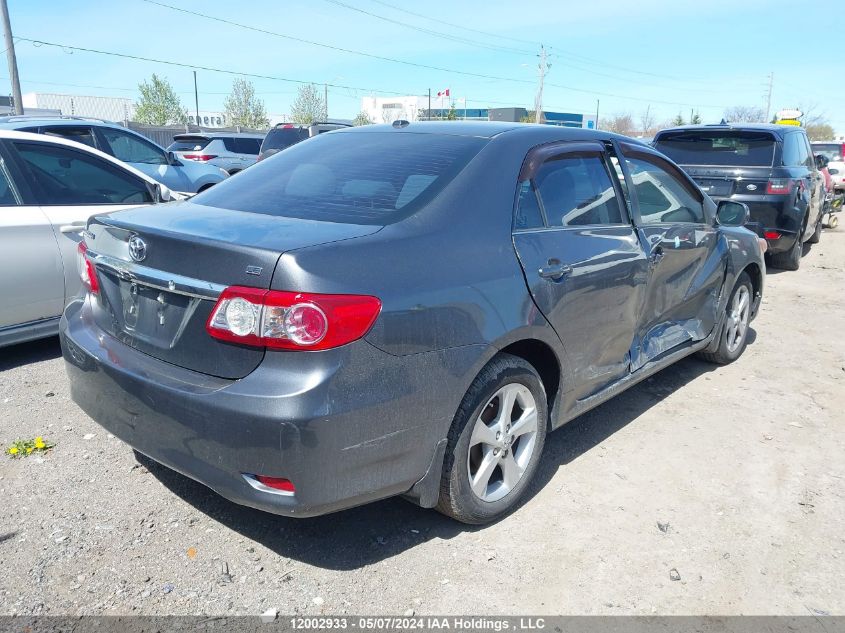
639, 107, 656, 136
723, 105, 766, 123
352, 111, 373, 126
601, 113, 636, 137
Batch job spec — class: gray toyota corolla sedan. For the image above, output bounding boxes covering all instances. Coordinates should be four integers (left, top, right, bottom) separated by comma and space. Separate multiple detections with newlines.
60, 122, 765, 524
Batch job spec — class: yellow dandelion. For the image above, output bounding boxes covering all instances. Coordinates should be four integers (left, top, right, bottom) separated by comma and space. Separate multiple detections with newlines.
26, 447, 33, 454
8, 446, 18, 455
34, 437, 46, 449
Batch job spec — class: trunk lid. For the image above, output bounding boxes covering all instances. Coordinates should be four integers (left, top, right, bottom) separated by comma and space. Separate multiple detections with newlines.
679, 165, 774, 199
84, 201, 380, 378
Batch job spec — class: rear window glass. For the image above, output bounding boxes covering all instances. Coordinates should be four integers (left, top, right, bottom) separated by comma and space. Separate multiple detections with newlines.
260, 128, 309, 153
169, 138, 211, 152
193, 132, 487, 225
654, 131, 776, 167
812, 144, 843, 162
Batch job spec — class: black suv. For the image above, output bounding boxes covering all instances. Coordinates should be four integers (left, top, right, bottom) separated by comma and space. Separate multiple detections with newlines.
653, 124, 823, 270
257, 122, 351, 161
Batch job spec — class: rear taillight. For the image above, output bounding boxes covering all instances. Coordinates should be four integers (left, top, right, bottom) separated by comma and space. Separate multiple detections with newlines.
764, 230, 781, 240
255, 476, 295, 493
206, 287, 381, 351
182, 154, 218, 161
766, 178, 794, 195
76, 241, 99, 294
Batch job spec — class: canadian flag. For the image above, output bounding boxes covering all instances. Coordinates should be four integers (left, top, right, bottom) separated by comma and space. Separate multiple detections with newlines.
436, 88, 450, 97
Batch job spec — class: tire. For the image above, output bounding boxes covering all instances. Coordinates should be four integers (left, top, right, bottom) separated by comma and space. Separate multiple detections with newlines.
698, 272, 753, 365
436, 354, 548, 524
808, 216, 822, 244
770, 228, 803, 271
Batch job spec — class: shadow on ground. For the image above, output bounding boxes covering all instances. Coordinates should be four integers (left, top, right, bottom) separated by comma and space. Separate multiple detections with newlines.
140, 340, 750, 571
0, 336, 62, 372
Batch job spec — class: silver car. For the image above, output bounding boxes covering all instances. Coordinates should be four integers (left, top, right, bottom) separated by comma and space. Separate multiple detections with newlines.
168, 133, 264, 175
0, 129, 181, 347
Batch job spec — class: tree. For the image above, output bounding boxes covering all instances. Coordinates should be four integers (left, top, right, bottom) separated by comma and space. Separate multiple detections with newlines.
134, 74, 187, 125
446, 103, 458, 121
224, 79, 269, 129
672, 113, 685, 126
352, 111, 373, 126
290, 83, 326, 125
601, 113, 636, 136
520, 110, 542, 123
640, 107, 656, 136
690, 111, 702, 124
723, 105, 766, 123
806, 123, 835, 141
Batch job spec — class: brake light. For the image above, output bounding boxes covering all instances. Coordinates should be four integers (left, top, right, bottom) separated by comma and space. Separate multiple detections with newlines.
206, 287, 381, 351
282, 124, 294, 128
182, 154, 218, 161
764, 230, 781, 240
76, 241, 99, 294
766, 178, 794, 195
254, 476, 295, 493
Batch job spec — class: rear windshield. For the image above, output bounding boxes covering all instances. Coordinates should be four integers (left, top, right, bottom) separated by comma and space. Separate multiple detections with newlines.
193, 132, 488, 225
654, 131, 776, 167
169, 137, 210, 152
260, 128, 309, 153
812, 144, 844, 162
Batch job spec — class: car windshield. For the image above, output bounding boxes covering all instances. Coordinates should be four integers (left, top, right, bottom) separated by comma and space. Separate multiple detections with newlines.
812, 144, 843, 162
654, 131, 776, 167
193, 131, 488, 225
169, 138, 211, 151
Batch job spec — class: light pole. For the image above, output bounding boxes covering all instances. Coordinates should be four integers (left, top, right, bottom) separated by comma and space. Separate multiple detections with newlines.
0, 0, 23, 115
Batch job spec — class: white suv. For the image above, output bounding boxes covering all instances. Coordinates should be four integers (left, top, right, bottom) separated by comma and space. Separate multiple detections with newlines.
168, 133, 264, 175
812, 141, 845, 192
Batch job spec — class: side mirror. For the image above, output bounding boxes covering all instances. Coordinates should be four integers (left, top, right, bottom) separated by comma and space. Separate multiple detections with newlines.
166, 151, 182, 166
716, 200, 750, 227
145, 181, 163, 203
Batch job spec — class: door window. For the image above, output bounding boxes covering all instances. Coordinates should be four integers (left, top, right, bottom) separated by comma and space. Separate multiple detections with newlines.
40, 126, 98, 149
99, 127, 168, 165
625, 156, 705, 224
13, 141, 154, 205
518, 154, 625, 228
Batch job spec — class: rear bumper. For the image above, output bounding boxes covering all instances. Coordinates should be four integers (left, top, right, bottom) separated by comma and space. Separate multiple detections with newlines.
712, 194, 801, 254
60, 297, 482, 517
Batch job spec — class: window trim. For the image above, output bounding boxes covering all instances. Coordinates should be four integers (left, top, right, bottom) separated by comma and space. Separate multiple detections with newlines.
513, 140, 631, 232
10, 139, 153, 207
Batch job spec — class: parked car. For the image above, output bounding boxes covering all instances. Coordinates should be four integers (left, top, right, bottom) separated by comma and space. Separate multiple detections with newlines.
167, 132, 264, 175
811, 141, 845, 192
0, 116, 228, 193
0, 129, 181, 348
257, 122, 351, 161
652, 124, 824, 270
61, 122, 765, 524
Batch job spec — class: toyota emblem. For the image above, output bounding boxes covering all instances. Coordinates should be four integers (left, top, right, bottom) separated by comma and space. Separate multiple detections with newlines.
128, 236, 147, 262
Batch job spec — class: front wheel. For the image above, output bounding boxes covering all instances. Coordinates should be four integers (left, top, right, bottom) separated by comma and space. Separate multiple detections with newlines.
436, 354, 547, 524
808, 216, 822, 244
698, 272, 753, 365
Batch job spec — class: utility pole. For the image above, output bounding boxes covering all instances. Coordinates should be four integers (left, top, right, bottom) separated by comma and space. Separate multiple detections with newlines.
764, 72, 773, 122
193, 71, 200, 127
324, 83, 328, 120
595, 99, 600, 130
534, 44, 549, 124
1, 0, 23, 115
427, 88, 431, 121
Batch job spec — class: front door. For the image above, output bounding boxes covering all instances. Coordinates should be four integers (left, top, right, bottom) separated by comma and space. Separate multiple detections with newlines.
512, 141, 650, 402
618, 143, 723, 370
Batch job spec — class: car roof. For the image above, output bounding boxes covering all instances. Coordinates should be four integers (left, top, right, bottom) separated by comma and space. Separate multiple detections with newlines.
0, 115, 122, 129
655, 123, 800, 136
0, 128, 167, 188
332, 121, 642, 144
173, 132, 265, 140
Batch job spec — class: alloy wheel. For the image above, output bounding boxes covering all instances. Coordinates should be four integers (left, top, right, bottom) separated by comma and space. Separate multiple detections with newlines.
725, 285, 750, 354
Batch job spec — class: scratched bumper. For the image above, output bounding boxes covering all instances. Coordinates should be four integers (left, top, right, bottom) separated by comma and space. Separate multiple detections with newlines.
59, 296, 473, 517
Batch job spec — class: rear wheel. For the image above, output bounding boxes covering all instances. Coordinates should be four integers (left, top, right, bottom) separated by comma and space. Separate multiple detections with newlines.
698, 272, 753, 365
770, 227, 803, 271
436, 354, 547, 524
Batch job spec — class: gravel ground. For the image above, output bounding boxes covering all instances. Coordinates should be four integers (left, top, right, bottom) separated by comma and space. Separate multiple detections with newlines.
1, 229, 843, 617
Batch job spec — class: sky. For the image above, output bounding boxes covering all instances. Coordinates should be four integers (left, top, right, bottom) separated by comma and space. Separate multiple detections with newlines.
3, 0, 842, 135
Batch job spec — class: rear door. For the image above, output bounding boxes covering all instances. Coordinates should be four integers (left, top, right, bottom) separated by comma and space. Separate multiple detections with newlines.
618, 142, 722, 369
0, 143, 65, 329
7, 139, 156, 306
512, 141, 649, 401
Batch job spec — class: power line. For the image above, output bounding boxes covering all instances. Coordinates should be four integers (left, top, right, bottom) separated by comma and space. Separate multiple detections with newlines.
319, 0, 534, 56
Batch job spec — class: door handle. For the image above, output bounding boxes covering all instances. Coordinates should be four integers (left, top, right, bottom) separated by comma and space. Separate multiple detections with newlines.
649, 247, 665, 265
538, 261, 572, 280
60, 222, 86, 234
